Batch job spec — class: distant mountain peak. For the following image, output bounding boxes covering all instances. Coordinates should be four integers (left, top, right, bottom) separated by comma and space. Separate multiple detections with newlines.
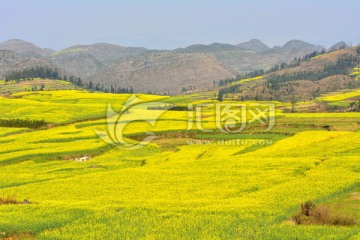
0, 39, 54, 57
51, 43, 148, 63
2, 39, 30, 44
281, 39, 324, 52
175, 43, 238, 53
329, 41, 349, 51
283, 39, 308, 48
237, 39, 270, 53
248, 39, 265, 43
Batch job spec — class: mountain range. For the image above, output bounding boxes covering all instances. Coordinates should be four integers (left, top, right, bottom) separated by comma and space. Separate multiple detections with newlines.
0, 38, 350, 94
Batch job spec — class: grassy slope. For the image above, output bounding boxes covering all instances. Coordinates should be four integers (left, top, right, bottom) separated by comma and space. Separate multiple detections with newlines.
212, 47, 360, 102
0, 90, 359, 239
0, 79, 77, 94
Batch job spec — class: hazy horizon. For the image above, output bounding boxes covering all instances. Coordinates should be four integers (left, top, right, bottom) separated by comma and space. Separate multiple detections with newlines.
1, 37, 358, 52
1, 0, 360, 50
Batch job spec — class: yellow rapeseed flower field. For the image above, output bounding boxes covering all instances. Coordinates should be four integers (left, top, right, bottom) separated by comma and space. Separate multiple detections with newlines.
0, 90, 359, 239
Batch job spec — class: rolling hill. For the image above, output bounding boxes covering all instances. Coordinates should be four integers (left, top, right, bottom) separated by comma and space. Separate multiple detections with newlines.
89, 51, 236, 94
329, 41, 349, 51
217, 46, 360, 102
0, 39, 54, 57
0, 50, 61, 78
0, 38, 351, 95
237, 38, 271, 52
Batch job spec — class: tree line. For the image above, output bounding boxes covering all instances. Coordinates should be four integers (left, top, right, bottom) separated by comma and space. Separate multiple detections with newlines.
3, 66, 134, 94
217, 49, 330, 88
0, 118, 47, 129
218, 69, 265, 87
267, 53, 360, 87
4, 67, 60, 82
147, 104, 189, 111
216, 46, 360, 101
86, 81, 134, 93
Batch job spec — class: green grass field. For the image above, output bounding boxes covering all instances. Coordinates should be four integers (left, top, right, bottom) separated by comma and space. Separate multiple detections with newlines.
0, 89, 359, 239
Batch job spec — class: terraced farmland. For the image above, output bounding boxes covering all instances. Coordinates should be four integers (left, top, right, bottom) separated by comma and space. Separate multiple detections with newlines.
0, 90, 359, 239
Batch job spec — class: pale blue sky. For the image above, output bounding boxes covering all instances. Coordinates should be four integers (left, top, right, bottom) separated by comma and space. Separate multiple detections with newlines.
1, 0, 359, 50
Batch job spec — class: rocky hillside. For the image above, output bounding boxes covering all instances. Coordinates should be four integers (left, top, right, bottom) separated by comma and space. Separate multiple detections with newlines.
237, 39, 270, 53
0, 38, 350, 94
89, 52, 236, 94
328, 41, 349, 51
0, 39, 54, 57
0, 50, 60, 78
53, 43, 148, 62
175, 43, 239, 53
49, 51, 103, 78
176, 39, 325, 74
49, 43, 150, 77
218, 46, 360, 102
274, 40, 324, 53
